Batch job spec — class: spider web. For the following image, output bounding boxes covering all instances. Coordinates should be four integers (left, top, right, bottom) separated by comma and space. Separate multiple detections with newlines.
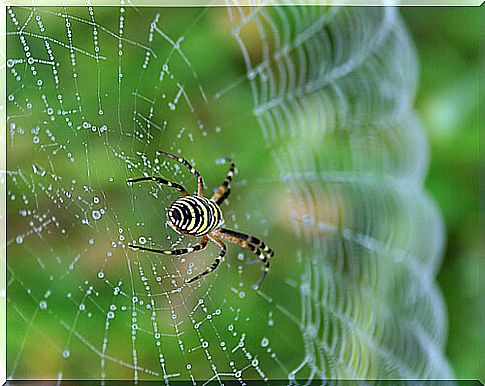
5, 4, 453, 383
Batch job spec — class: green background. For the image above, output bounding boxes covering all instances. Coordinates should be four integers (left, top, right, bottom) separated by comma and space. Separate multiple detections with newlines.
6, 6, 481, 380
401, 8, 480, 379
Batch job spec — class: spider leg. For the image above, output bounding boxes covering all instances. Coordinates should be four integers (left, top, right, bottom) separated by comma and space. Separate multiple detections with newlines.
211, 158, 235, 205
214, 188, 230, 206
129, 236, 208, 256
185, 235, 226, 284
157, 151, 204, 196
215, 229, 271, 290
127, 176, 189, 196
217, 228, 274, 257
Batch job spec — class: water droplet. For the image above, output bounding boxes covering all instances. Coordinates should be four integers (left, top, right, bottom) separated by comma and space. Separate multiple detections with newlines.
97, 271, 105, 279
92, 210, 101, 220
62, 349, 70, 358
16, 235, 24, 244
39, 301, 47, 309
261, 337, 269, 347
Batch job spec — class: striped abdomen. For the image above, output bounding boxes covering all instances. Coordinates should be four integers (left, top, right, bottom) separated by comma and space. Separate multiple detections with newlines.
167, 196, 224, 237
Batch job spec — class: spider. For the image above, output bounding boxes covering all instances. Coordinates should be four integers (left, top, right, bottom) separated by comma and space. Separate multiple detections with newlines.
127, 151, 274, 289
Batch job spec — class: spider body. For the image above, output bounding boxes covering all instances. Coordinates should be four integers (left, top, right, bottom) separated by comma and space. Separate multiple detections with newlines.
167, 196, 224, 237
128, 151, 274, 289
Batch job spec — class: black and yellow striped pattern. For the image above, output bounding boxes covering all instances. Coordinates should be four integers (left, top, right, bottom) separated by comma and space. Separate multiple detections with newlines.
167, 196, 224, 237
212, 158, 235, 204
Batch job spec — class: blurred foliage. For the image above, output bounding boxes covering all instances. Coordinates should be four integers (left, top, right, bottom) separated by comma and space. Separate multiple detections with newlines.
401, 7, 481, 380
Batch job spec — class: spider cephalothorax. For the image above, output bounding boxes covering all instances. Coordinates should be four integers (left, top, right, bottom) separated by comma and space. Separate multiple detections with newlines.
127, 151, 274, 289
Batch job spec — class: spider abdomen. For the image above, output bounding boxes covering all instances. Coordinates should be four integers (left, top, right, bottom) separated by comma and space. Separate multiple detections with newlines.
167, 196, 224, 237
